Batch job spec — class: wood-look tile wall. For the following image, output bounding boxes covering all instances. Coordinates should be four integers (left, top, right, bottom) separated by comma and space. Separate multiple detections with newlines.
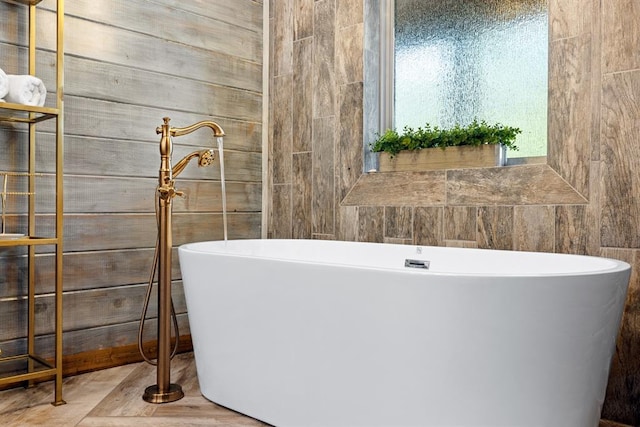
0, 0, 262, 360
268, 0, 640, 424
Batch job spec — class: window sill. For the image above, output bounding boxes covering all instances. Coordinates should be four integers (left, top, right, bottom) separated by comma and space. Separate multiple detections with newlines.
341, 162, 587, 207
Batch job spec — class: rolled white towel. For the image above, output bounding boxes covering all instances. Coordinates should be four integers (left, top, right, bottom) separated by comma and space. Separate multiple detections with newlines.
0, 68, 8, 100
6, 75, 47, 107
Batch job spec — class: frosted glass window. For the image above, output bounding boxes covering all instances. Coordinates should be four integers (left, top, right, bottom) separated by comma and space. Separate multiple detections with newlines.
394, 0, 548, 157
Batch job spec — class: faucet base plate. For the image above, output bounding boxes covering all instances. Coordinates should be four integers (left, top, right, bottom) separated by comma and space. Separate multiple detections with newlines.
142, 383, 184, 404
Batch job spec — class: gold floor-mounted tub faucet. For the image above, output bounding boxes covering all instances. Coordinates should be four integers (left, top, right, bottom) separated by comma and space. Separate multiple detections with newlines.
142, 117, 224, 404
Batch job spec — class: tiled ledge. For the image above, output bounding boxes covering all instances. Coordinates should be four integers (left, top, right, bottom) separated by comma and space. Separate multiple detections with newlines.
342, 164, 588, 207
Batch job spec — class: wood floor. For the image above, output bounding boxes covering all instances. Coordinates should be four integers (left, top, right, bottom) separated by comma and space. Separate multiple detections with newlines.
0, 351, 632, 427
0, 352, 268, 426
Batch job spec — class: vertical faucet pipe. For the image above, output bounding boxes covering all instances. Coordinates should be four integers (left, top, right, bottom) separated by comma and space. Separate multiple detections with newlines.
143, 117, 184, 403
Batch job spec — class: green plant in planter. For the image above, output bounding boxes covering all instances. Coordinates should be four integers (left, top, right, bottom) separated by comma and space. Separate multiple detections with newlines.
371, 119, 521, 156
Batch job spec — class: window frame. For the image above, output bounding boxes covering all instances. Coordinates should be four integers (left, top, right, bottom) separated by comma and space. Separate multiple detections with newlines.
364, 0, 393, 172
363, 0, 548, 172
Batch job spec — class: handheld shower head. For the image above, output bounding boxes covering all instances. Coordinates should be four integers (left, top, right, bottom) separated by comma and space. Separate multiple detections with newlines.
198, 149, 215, 167
171, 149, 216, 178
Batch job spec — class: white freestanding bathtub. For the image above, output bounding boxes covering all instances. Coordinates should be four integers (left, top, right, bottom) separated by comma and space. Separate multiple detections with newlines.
178, 239, 630, 427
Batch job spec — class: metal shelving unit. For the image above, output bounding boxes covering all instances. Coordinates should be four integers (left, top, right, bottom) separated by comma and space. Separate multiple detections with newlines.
0, 0, 64, 405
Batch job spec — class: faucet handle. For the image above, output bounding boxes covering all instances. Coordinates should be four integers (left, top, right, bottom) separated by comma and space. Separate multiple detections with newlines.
157, 185, 184, 200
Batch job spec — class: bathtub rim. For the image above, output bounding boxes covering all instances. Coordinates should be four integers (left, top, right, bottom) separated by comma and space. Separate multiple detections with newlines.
178, 239, 631, 279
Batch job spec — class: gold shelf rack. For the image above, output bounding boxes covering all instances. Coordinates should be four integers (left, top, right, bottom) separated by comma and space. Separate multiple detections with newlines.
3, 0, 42, 5
0, 0, 65, 405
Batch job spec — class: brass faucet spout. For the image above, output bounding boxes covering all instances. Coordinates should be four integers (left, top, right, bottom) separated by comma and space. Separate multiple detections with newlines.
169, 120, 225, 138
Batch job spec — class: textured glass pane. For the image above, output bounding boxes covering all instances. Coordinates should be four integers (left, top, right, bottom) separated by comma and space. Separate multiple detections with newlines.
395, 0, 548, 157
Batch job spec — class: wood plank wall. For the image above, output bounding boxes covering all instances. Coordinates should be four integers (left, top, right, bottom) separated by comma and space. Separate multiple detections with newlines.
268, 0, 640, 425
0, 0, 263, 363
